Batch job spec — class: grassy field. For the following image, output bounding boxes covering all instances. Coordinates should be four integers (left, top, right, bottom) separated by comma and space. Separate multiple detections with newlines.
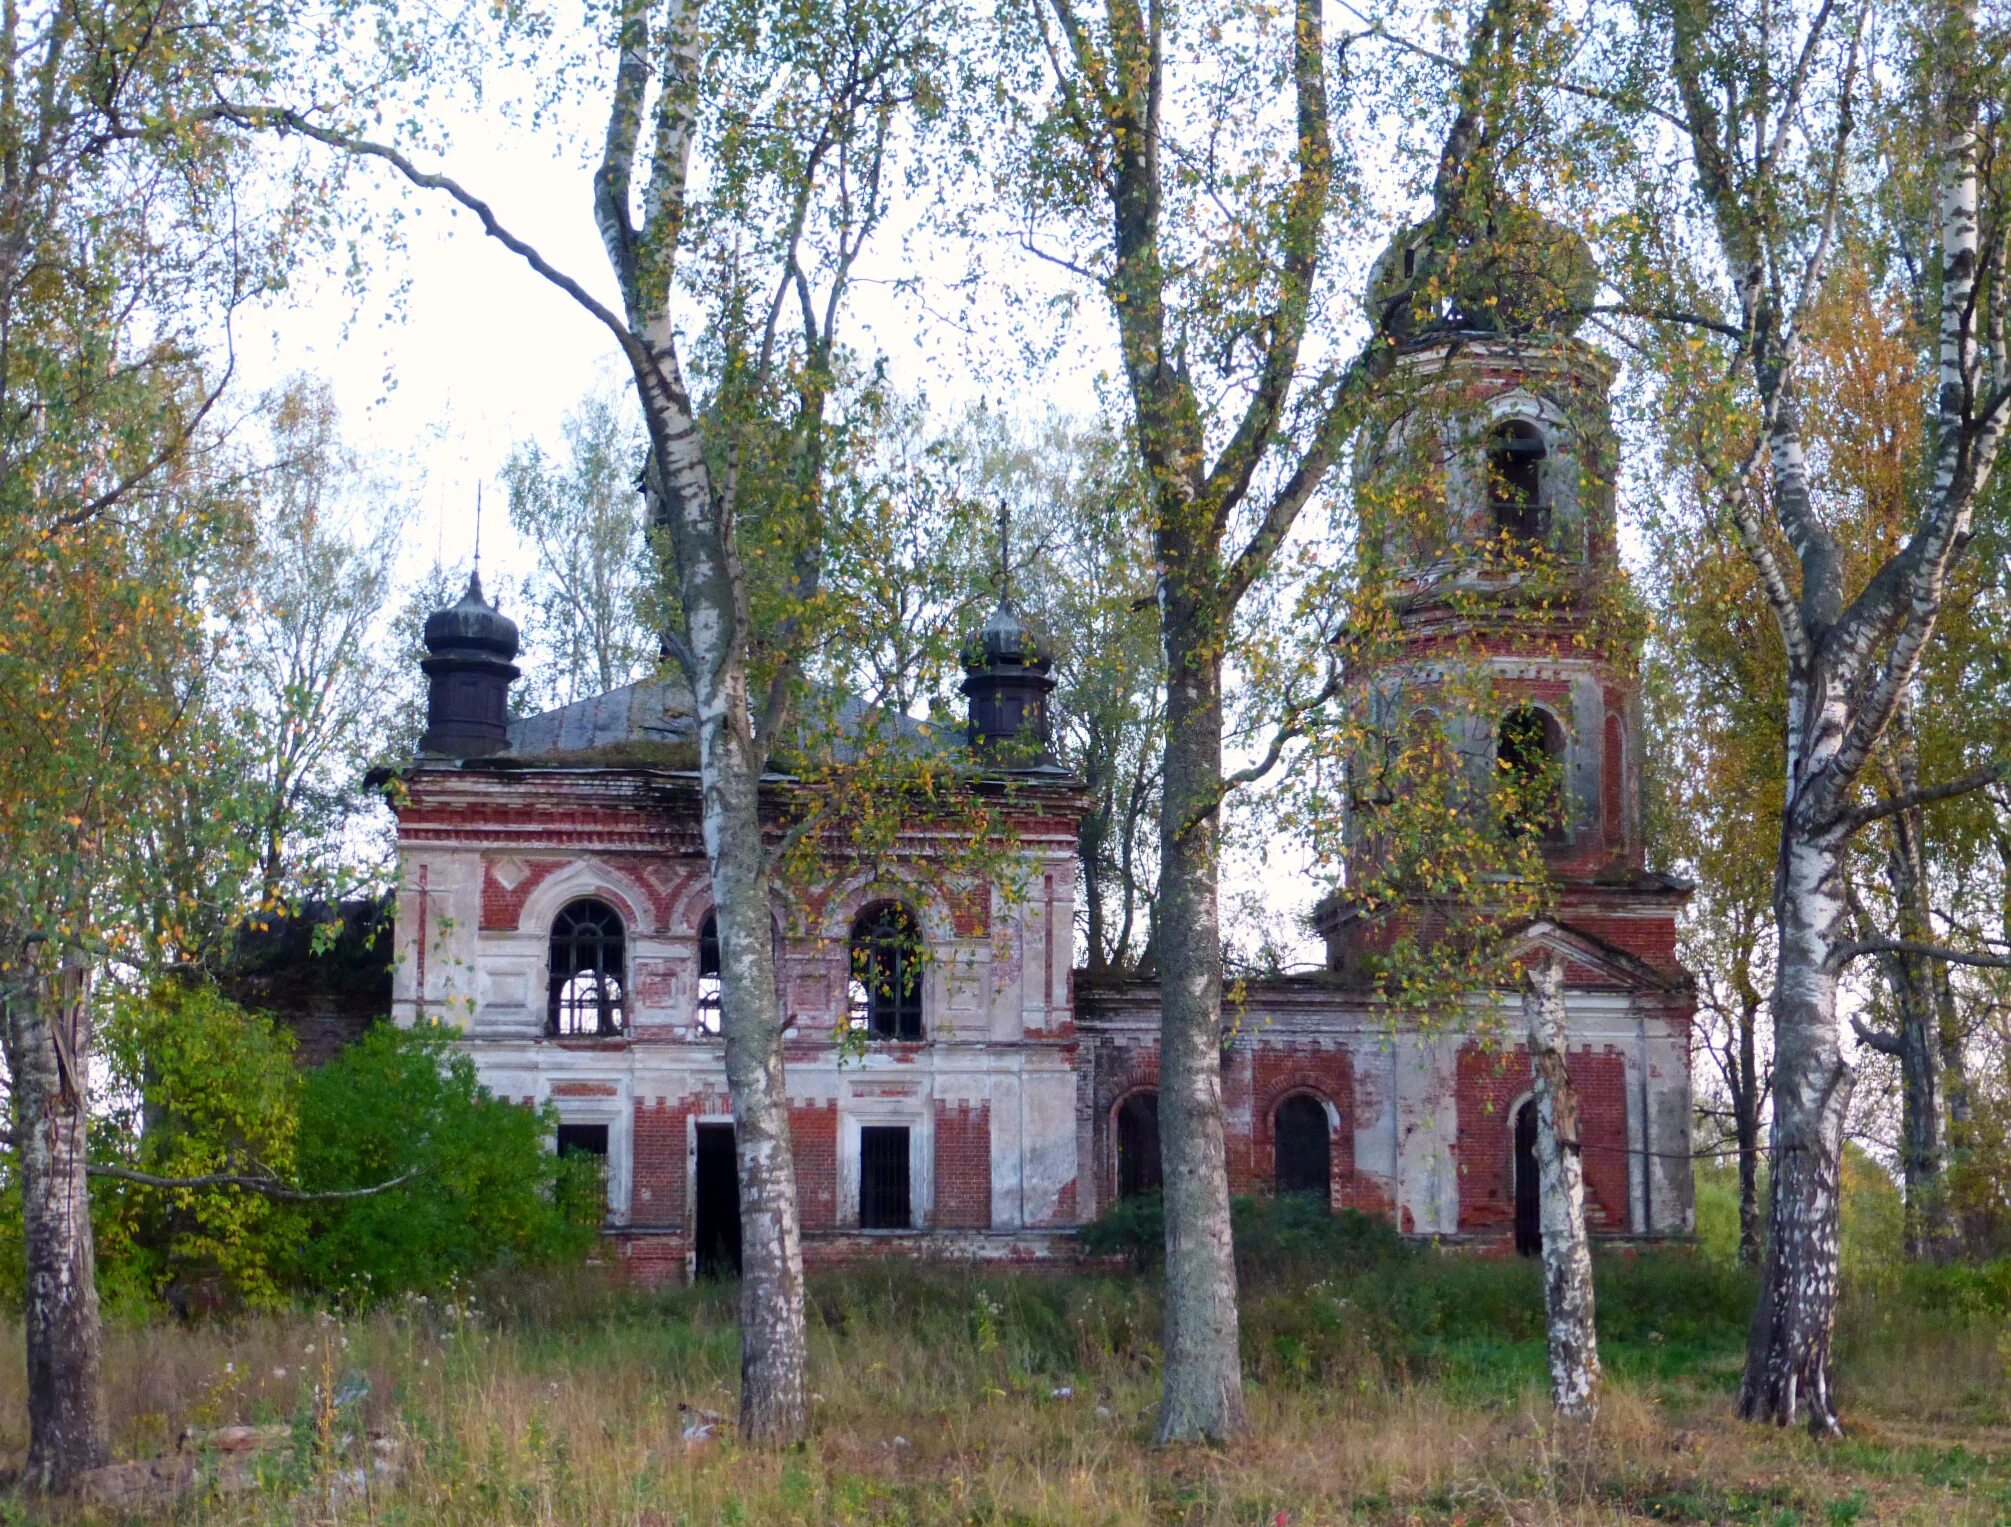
2, 1229, 2008, 1525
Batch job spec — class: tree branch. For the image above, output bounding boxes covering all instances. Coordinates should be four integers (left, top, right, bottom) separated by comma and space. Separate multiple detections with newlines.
1831, 939, 2011, 971
213, 106, 644, 367
1834, 762, 2009, 834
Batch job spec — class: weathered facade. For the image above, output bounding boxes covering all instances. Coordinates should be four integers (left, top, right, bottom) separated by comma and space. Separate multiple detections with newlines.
387, 216, 1694, 1279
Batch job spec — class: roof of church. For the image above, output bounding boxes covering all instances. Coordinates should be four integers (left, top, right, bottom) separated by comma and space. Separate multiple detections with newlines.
498, 673, 942, 770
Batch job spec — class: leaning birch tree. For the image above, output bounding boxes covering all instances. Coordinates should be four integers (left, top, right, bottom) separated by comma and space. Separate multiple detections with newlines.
219, 0, 951, 1443
985, 0, 1548, 1438
1614, 0, 2011, 1433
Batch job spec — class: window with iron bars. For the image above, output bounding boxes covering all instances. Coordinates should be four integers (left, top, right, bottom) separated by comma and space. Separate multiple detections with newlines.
548, 898, 627, 1036
847, 902, 924, 1041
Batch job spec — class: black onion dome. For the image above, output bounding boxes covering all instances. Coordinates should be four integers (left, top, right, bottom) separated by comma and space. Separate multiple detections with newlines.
969, 597, 1052, 670
424, 570, 519, 661
1365, 201, 1599, 339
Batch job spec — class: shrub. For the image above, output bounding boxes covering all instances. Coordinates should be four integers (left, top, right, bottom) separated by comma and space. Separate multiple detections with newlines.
1079, 1193, 1409, 1281
278, 1022, 599, 1300
1077, 1191, 1164, 1269
94, 983, 303, 1311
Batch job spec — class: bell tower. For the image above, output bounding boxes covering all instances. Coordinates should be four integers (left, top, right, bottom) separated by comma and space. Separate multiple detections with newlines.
1321, 203, 1664, 965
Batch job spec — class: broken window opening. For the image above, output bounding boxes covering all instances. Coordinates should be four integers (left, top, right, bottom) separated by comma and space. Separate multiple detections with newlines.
547, 898, 627, 1036
1115, 1091, 1163, 1200
848, 901, 924, 1041
1274, 1094, 1332, 1206
1497, 705, 1567, 843
556, 1122, 611, 1219
1485, 420, 1550, 541
859, 1125, 913, 1229
697, 913, 722, 1036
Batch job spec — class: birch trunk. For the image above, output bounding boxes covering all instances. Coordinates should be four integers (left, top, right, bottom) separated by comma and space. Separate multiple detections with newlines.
1739, 828, 1852, 1435
2, 956, 108, 1491
1151, 625, 1246, 1445
1662, 0, 2006, 1432
705, 726, 810, 1443
1524, 953, 1600, 1422
593, 0, 810, 1441
639, 405, 811, 1444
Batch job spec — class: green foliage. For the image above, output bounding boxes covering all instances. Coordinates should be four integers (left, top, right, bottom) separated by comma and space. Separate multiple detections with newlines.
1082, 1193, 1408, 1280
280, 1024, 597, 1300
0, 997, 600, 1315
95, 984, 303, 1310
1077, 1192, 1164, 1270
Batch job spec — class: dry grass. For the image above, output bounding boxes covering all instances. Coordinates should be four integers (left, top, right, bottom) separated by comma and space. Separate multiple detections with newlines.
0, 1259, 2006, 1525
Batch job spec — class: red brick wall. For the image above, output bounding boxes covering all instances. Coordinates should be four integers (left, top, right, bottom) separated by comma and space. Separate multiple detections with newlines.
632, 1099, 687, 1230
793, 1101, 839, 1230
481, 859, 562, 929
1455, 1043, 1629, 1232
933, 1101, 992, 1228
1240, 1047, 1358, 1206
619, 1237, 688, 1287
1562, 913, 1680, 974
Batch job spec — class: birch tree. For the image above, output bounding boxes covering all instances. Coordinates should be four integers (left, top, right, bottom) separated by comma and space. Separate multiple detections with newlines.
217, 0, 955, 1443
987, 0, 1549, 1438
1614, 0, 2011, 1434
0, 0, 309, 1486
1523, 948, 1599, 1421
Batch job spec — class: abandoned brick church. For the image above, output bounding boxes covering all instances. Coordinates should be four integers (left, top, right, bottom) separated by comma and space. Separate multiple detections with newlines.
388, 215, 1695, 1282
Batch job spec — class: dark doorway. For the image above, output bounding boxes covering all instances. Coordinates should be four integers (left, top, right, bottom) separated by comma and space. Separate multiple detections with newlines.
1115, 1092, 1162, 1200
859, 1126, 912, 1229
1274, 1095, 1332, 1205
694, 1124, 742, 1278
1513, 1099, 1542, 1256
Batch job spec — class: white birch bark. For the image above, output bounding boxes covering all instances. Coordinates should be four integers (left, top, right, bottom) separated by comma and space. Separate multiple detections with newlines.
596, 0, 809, 1444
1663, 0, 2009, 1435
1523, 952, 1600, 1422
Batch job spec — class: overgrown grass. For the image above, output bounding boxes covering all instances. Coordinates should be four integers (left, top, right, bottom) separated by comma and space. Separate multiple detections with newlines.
3, 1241, 2007, 1524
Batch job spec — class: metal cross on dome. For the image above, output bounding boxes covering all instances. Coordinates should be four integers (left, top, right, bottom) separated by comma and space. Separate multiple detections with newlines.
997, 500, 1012, 604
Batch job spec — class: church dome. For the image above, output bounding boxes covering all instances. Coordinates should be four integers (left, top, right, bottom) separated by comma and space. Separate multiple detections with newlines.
972, 597, 1053, 670
424, 570, 519, 661
1365, 201, 1599, 338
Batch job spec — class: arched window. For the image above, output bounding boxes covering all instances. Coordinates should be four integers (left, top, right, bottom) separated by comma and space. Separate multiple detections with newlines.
1497, 705, 1566, 841
1115, 1092, 1163, 1200
1485, 420, 1549, 541
548, 898, 626, 1036
848, 902, 924, 1041
1274, 1095, 1332, 1205
1513, 1098, 1542, 1256
697, 913, 722, 1036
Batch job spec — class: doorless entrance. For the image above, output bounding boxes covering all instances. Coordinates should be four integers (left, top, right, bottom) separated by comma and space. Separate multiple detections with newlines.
694, 1124, 742, 1278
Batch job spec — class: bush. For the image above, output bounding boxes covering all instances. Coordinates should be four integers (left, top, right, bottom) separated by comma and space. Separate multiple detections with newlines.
95, 983, 303, 1311
278, 1022, 600, 1300
1079, 1192, 1409, 1281
1077, 1191, 1164, 1270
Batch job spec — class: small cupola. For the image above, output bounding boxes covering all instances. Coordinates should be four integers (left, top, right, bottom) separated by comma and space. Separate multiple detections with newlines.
419, 570, 520, 759
961, 595, 1057, 768
960, 506, 1059, 770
